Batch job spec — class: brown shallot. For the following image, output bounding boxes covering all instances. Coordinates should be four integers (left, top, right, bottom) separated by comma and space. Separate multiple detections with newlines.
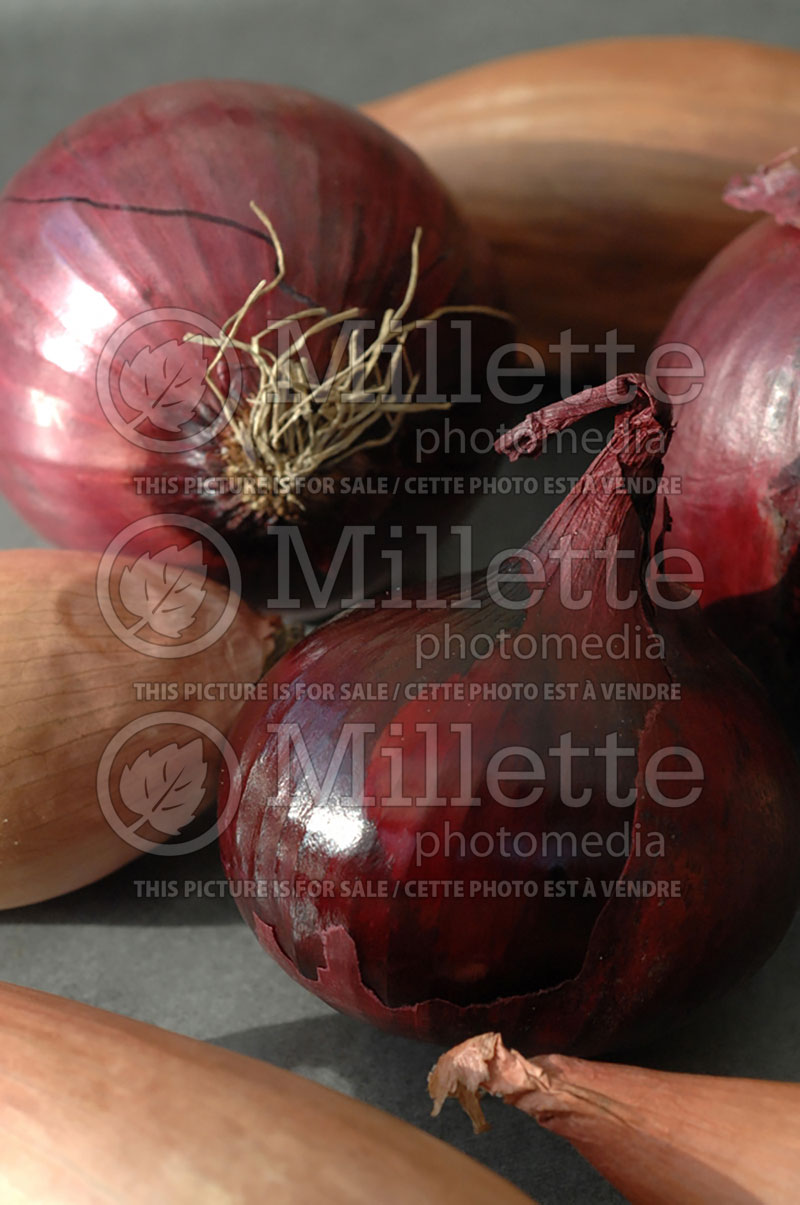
0, 982, 533, 1204
430, 1032, 800, 1204
365, 36, 800, 371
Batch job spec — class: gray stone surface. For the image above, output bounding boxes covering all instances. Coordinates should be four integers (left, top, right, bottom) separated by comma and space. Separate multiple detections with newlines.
1, 4, 799, 1202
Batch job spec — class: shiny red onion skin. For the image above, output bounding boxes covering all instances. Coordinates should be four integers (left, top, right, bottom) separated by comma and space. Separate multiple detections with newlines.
0, 81, 508, 595
218, 383, 800, 1056
658, 216, 800, 723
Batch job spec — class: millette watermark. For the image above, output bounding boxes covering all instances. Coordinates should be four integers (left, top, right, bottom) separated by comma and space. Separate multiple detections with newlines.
262, 722, 704, 812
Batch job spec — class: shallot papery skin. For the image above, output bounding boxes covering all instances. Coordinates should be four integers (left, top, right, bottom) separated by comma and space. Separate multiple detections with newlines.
218, 375, 800, 1056
0, 81, 509, 603
657, 155, 800, 738
430, 1033, 800, 1205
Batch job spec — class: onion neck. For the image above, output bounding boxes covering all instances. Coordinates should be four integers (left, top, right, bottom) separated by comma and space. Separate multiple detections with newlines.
496, 374, 671, 604
724, 149, 800, 227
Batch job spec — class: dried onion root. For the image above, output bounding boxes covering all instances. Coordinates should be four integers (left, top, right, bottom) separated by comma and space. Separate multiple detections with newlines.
189, 203, 507, 517
429, 1033, 800, 1204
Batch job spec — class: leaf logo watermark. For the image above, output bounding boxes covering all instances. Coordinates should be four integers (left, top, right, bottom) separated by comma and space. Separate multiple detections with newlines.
96, 307, 241, 453
97, 712, 241, 855
120, 738, 207, 837
119, 339, 210, 434
119, 543, 207, 640
96, 514, 241, 659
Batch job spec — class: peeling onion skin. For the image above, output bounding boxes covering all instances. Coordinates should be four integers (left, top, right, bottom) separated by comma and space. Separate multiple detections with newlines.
365, 36, 800, 373
0, 80, 510, 608
0, 983, 533, 1204
657, 172, 800, 745
219, 377, 800, 1056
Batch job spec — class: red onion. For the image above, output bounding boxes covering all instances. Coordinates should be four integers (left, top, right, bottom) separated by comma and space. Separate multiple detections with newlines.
0, 81, 509, 609
656, 152, 800, 731
218, 374, 800, 1056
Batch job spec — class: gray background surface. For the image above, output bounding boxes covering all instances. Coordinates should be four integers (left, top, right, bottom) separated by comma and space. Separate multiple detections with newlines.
2, 3, 800, 1202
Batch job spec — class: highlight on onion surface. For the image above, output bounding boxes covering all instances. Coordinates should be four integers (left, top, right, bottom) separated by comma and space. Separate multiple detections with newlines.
656, 150, 800, 748
218, 374, 800, 1056
430, 1032, 800, 1205
0, 80, 512, 613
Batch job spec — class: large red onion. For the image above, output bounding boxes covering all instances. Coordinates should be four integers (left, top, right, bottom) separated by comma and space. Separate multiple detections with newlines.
218, 374, 800, 1056
656, 152, 800, 732
0, 81, 509, 608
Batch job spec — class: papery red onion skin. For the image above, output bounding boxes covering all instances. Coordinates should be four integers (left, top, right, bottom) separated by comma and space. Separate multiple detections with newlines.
218, 376, 800, 1057
0, 80, 509, 606
657, 160, 800, 728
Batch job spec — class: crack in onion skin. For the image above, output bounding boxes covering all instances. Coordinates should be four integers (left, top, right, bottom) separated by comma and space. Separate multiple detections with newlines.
0, 982, 533, 1204
0, 80, 511, 609
218, 376, 800, 1056
0, 549, 279, 908
656, 158, 800, 746
364, 36, 800, 373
